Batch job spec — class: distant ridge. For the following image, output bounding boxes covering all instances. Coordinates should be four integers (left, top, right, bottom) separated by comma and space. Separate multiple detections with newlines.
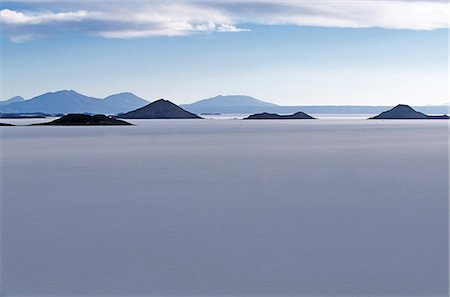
1, 90, 101, 114
185, 95, 277, 107
181, 95, 449, 115
2, 91, 449, 115
103, 92, 149, 111
181, 95, 278, 114
120, 99, 201, 119
0, 96, 25, 106
245, 111, 315, 120
1, 90, 149, 114
370, 104, 449, 120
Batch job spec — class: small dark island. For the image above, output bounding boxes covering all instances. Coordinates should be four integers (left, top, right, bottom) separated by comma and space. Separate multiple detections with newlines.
34, 114, 132, 125
244, 111, 315, 120
370, 104, 449, 120
0, 123, 14, 126
119, 99, 201, 119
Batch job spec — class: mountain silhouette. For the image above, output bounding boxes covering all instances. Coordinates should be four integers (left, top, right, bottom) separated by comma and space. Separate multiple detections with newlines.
35, 114, 132, 125
186, 95, 277, 107
0, 96, 25, 106
245, 111, 315, 120
1, 90, 148, 114
181, 95, 278, 114
370, 104, 449, 119
120, 99, 201, 119
2, 92, 449, 115
102, 92, 149, 111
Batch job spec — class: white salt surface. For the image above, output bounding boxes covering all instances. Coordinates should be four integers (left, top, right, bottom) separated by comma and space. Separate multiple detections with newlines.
1, 119, 448, 296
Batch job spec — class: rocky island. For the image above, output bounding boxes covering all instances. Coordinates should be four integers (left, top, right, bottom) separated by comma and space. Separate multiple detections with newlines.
119, 99, 201, 119
370, 105, 449, 120
35, 114, 132, 125
244, 111, 315, 120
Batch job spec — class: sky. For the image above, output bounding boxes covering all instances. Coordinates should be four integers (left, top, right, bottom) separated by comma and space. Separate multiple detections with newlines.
0, 0, 448, 106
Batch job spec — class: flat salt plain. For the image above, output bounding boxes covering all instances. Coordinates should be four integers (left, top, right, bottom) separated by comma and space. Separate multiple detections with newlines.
0, 118, 448, 296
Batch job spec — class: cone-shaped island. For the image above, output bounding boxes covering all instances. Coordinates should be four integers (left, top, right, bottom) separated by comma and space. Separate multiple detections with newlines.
370, 105, 449, 120
119, 99, 201, 119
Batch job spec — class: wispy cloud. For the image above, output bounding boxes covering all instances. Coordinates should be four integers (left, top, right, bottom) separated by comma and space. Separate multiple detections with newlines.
0, 1, 448, 42
0, 8, 88, 25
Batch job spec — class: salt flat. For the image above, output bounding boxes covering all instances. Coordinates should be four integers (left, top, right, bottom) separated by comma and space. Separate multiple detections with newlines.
1, 119, 448, 296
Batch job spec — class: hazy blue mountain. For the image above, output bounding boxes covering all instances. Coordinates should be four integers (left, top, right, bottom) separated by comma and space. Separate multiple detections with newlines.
188, 95, 277, 107
103, 92, 149, 112
0, 90, 148, 114
120, 99, 201, 119
370, 104, 449, 119
0, 90, 101, 114
0, 96, 25, 106
181, 95, 278, 113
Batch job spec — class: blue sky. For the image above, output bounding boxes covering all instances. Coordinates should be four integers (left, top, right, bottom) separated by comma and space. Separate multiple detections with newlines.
0, 1, 448, 105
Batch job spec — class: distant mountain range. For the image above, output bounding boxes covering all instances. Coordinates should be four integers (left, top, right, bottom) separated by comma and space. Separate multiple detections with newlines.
0, 90, 149, 114
1, 91, 448, 115
181, 95, 449, 115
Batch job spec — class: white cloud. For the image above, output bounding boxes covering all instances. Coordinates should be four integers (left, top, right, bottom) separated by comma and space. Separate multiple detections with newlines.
0, 8, 88, 25
263, 1, 448, 30
217, 24, 249, 32
0, 1, 448, 42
